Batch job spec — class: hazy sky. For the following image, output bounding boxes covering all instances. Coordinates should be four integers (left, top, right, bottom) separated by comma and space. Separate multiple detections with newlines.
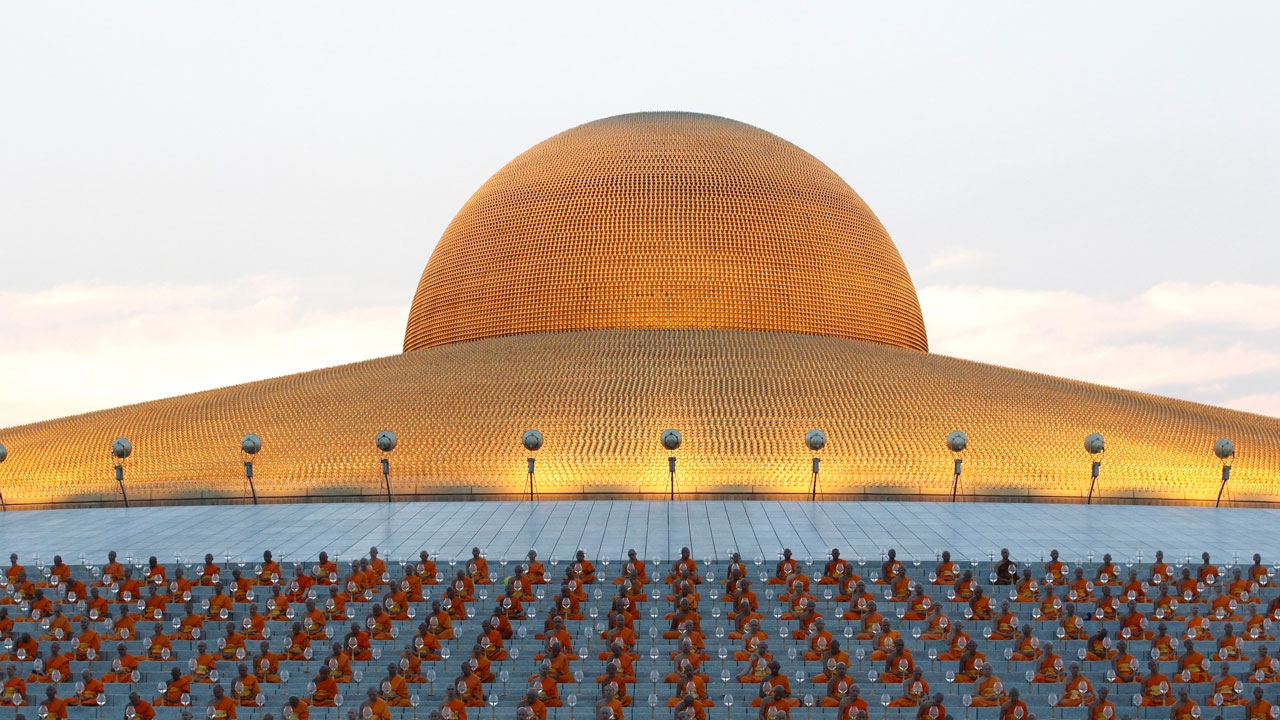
2, 2, 1278, 427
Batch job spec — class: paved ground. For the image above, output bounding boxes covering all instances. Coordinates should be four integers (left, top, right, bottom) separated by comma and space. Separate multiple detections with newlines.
0, 500, 1272, 567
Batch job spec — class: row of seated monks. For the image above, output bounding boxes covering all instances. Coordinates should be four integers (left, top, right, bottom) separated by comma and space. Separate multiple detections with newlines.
1, 545, 1279, 720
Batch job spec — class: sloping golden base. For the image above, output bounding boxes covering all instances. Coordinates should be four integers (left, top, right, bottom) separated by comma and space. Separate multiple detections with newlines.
1, 329, 1276, 507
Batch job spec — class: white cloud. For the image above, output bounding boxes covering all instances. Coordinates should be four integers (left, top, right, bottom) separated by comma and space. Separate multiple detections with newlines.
1222, 393, 1280, 418
0, 279, 406, 428
919, 281, 1280, 418
922, 250, 977, 273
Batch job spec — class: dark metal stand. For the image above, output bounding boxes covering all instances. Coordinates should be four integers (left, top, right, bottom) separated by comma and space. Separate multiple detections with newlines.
244, 461, 258, 504
810, 457, 820, 501
950, 458, 963, 502
668, 457, 677, 500
527, 457, 536, 502
1086, 461, 1101, 504
381, 458, 392, 503
1216, 465, 1232, 507
115, 464, 129, 508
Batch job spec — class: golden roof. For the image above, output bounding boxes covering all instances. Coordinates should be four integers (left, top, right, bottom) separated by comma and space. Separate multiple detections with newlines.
404, 112, 927, 353
1, 329, 1277, 506
2, 111, 1278, 508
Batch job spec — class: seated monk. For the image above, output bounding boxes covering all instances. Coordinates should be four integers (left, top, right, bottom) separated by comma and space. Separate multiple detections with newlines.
572, 550, 597, 584
1179, 639, 1210, 683
192, 641, 220, 683
1111, 640, 1140, 683
1032, 642, 1064, 683
1139, 659, 1172, 706
750, 664, 794, 708
1010, 624, 1040, 661
888, 668, 929, 708
919, 604, 951, 641
937, 620, 970, 661
769, 549, 800, 586
801, 618, 833, 660
811, 640, 851, 684
736, 643, 772, 684
967, 586, 992, 620
665, 545, 696, 586
990, 600, 1018, 639
878, 549, 904, 585
324, 642, 354, 682
310, 666, 339, 707
1013, 566, 1034, 599
379, 663, 413, 707
969, 664, 1007, 707
1057, 663, 1094, 707
733, 621, 768, 661
69, 669, 105, 706
1152, 623, 1178, 660
933, 551, 958, 586
820, 550, 853, 586
1067, 568, 1095, 602
1044, 549, 1067, 585
0, 664, 25, 706
1084, 626, 1117, 661
840, 581, 873, 617
853, 601, 883, 640
954, 644, 986, 683
1122, 569, 1147, 602
253, 641, 282, 684
1248, 645, 1277, 682
1217, 623, 1246, 661
1211, 662, 1244, 706
314, 551, 339, 585
902, 585, 932, 621
1086, 687, 1117, 720
1000, 688, 1028, 720
231, 664, 261, 707
1247, 687, 1273, 720
155, 667, 193, 706
102, 643, 142, 683
1170, 688, 1200, 720
1120, 600, 1152, 640
820, 664, 856, 707
466, 547, 491, 585
879, 639, 914, 684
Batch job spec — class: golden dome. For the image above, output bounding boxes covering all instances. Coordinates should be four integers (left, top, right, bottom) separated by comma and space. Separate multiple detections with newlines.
404, 112, 927, 353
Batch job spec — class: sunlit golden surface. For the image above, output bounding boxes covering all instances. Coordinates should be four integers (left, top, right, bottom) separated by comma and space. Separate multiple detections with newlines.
1, 329, 1277, 507
404, 112, 927, 353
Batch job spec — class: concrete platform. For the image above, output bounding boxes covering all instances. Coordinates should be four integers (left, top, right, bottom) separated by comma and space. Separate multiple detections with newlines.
0, 500, 1272, 564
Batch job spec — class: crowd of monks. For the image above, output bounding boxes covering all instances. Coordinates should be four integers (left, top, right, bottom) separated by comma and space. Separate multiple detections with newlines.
1, 545, 1279, 720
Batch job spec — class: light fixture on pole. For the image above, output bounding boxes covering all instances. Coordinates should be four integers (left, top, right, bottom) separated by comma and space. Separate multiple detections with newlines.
240, 434, 262, 505
946, 431, 968, 502
805, 429, 827, 501
375, 430, 398, 503
1214, 438, 1235, 508
661, 429, 682, 500
0, 443, 7, 511
111, 437, 132, 508
1084, 433, 1105, 504
522, 430, 543, 502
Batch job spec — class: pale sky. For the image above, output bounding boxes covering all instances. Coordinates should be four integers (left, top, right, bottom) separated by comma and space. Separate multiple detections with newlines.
2, 2, 1278, 427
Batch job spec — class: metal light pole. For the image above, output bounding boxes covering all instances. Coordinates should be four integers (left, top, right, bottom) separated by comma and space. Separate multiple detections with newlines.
0, 443, 8, 511
1214, 438, 1235, 507
522, 430, 543, 502
947, 430, 968, 502
240, 434, 262, 504
1084, 433, 1105, 504
805, 429, 827, 501
111, 437, 132, 507
661, 429, 682, 500
376, 431, 398, 503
